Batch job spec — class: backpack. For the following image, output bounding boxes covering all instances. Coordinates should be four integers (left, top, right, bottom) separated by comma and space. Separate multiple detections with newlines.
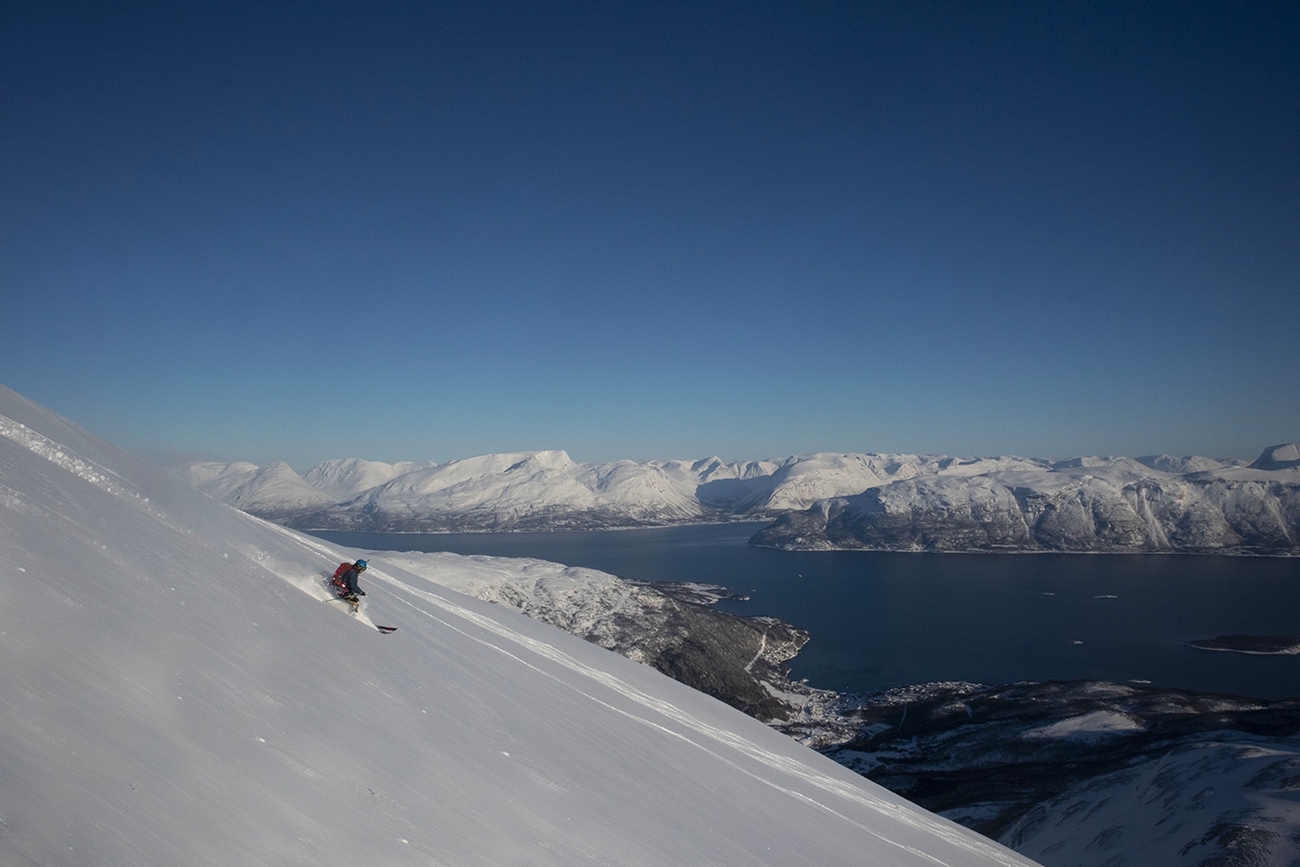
331, 562, 352, 591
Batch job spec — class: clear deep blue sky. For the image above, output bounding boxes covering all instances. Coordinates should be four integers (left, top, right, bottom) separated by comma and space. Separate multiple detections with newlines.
3, 1, 1297, 468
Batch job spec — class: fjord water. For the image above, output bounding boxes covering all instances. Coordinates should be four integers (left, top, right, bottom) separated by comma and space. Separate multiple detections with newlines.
313, 524, 1300, 700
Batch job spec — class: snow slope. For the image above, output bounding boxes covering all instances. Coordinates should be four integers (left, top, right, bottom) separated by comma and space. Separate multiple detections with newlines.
0, 383, 1035, 867
370, 550, 811, 721
1002, 738, 1300, 866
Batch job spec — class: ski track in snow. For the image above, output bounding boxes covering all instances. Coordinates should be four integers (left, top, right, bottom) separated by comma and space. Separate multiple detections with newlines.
267, 524, 1027, 867
744, 629, 768, 674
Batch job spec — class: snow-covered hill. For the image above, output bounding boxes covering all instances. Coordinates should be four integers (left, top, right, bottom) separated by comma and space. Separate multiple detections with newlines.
1004, 737, 1300, 866
300, 457, 438, 501
1253, 442, 1300, 471
177, 459, 334, 518
753, 455, 1300, 553
796, 681, 1300, 867
0, 382, 1034, 867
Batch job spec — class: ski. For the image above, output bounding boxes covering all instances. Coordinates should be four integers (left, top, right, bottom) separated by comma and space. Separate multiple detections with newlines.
376, 625, 398, 634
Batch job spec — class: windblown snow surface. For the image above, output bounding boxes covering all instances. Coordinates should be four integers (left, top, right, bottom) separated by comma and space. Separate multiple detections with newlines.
0, 383, 1035, 867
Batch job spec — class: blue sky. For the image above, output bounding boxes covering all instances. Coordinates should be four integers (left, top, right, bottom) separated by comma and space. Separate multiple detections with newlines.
3, 1, 1297, 468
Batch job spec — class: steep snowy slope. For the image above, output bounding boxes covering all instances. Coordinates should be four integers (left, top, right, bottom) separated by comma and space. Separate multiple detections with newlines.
1002, 737, 1300, 866
371, 550, 809, 721
0, 383, 1036, 867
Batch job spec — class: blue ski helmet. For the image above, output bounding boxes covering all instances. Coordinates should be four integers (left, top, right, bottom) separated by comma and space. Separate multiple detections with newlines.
355, 559, 367, 569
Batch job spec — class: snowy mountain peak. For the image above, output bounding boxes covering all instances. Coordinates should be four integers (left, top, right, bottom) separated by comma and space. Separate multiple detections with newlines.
1252, 442, 1300, 470
503, 448, 576, 472
184, 458, 333, 514
180, 460, 260, 486
1135, 453, 1232, 474
302, 457, 437, 501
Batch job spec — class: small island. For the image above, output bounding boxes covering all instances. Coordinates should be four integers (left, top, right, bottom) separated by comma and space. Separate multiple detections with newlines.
1187, 635, 1300, 655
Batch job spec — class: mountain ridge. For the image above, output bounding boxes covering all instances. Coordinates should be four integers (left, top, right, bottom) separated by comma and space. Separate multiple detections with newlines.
175, 445, 1300, 552
754, 457, 1300, 553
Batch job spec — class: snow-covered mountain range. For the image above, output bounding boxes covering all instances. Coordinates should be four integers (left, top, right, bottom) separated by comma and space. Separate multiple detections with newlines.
179, 446, 1300, 552
178, 451, 780, 528
754, 449, 1300, 553
1, 382, 1034, 866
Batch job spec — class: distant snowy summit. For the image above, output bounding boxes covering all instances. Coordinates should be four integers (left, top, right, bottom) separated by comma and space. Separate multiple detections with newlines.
1252, 442, 1300, 471
177, 445, 1300, 553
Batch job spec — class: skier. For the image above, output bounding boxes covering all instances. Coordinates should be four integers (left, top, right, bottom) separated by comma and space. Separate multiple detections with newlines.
327, 559, 396, 629
332, 559, 368, 602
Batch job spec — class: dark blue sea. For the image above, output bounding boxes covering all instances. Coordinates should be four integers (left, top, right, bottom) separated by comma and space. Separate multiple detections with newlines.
311, 524, 1300, 700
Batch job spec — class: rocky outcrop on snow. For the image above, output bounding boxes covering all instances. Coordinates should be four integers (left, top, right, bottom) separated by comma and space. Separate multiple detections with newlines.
752, 452, 1300, 553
